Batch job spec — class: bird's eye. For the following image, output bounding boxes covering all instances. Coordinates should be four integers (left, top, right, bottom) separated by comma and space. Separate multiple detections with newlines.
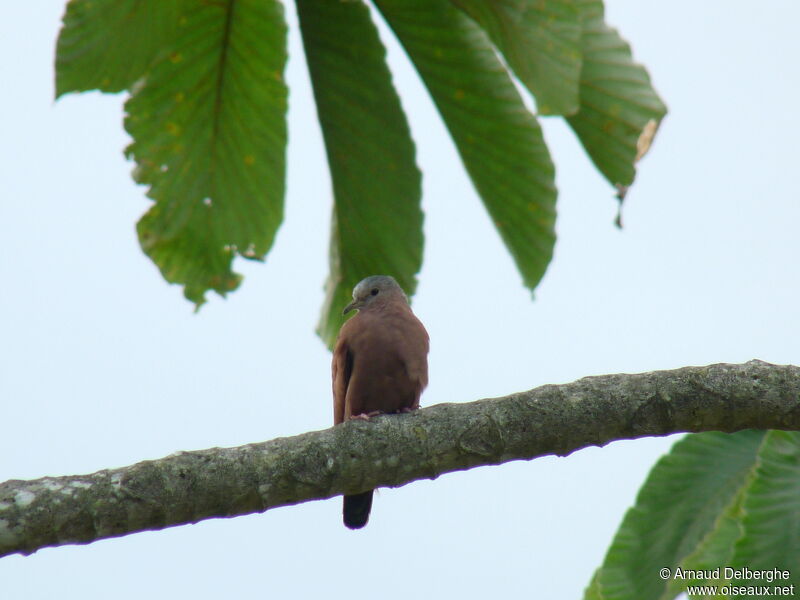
370, 288, 379, 296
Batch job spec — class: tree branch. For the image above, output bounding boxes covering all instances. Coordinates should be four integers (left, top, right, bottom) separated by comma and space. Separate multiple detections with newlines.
2, 360, 799, 557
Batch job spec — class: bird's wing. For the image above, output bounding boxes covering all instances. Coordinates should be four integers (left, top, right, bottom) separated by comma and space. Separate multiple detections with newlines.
332, 328, 353, 425
399, 310, 430, 407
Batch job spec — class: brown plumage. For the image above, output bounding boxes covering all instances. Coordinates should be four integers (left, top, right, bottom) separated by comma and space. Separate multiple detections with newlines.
332, 275, 429, 529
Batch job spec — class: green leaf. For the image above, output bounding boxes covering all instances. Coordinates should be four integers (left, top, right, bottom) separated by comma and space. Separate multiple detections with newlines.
584, 569, 605, 600
374, 0, 557, 291
587, 431, 766, 600
671, 483, 749, 595
729, 431, 800, 590
568, 0, 667, 188
55, 0, 187, 97
450, 0, 582, 115
124, 0, 288, 305
296, 0, 423, 349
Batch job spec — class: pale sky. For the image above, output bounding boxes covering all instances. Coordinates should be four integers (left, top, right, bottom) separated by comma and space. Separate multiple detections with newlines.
2, 1, 799, 599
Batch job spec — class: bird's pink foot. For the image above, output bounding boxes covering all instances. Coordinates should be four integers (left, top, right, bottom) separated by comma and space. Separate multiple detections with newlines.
350, 411, 381, 421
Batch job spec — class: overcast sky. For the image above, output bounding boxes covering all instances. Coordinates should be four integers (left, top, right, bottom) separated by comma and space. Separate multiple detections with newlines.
2, 1, 799, 598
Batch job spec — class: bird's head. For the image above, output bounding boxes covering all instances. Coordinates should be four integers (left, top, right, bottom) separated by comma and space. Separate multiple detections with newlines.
343, 275, 409, 315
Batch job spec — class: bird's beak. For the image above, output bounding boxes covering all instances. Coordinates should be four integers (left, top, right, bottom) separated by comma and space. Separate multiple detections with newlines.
343, 299, 360, 315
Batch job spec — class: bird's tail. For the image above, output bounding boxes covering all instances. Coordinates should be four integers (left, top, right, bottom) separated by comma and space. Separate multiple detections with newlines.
343, 491, 373, 529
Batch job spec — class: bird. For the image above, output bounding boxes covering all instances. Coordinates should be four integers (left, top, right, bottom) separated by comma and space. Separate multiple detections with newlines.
332, 275, 429, 529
